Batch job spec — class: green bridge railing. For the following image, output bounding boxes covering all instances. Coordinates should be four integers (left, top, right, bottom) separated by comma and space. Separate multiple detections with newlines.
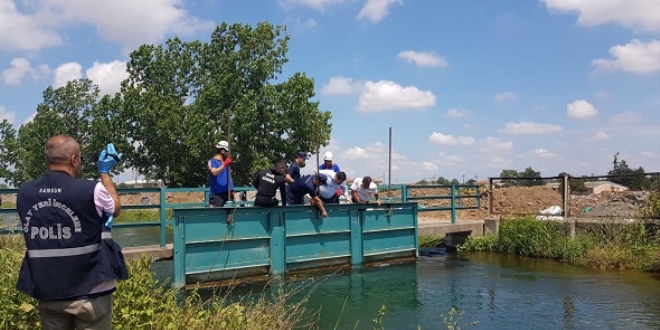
1, 184, 481, 247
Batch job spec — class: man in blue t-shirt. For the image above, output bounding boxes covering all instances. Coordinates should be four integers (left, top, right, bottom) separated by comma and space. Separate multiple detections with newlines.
319, 151, 340, 173
208, 141, 234, 207
286, 173, 328, 217
285, 151, 309, 183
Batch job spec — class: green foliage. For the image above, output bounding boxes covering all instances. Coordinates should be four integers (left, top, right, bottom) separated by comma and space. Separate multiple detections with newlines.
0, 241, 315, 330
642, 192, 660, 218
0, 120, 18, 183
459, 218, 660, 271
419, 235, 444, 248
498, 218, 566, 257
5, 79, 128, 186
608, 152, 647, 190
0, 236, 40, 329
121, 22, 331, 187
371, 305, 387, 330
439, 307, 479, 330
458, 234, 499, 252
499, 167, 543, 187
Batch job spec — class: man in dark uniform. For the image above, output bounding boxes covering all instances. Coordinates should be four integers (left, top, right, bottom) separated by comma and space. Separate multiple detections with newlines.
252, 162, 287, 207
285, 151, 309, 183
286, 173, 329, 217
16, 135, 127, 330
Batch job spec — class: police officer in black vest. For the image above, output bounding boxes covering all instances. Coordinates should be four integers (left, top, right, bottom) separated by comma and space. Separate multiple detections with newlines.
16, 135, 128, 330
252, 161, 287, 207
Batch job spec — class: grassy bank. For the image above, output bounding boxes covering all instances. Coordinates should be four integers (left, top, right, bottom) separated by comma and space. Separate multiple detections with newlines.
459, 217, 660, 272
0, 235, 317, 330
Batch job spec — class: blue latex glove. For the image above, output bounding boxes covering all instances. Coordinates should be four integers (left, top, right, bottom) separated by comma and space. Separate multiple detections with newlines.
97, 143, 123, 174
104, 213, 114, 229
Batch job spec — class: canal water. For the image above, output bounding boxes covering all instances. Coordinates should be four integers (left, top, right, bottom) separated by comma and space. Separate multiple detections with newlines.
205, 251, 660, 330
138, 235, 660, 330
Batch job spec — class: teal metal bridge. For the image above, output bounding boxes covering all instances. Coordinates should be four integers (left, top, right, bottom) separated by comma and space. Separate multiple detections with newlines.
172, 203, 419, 288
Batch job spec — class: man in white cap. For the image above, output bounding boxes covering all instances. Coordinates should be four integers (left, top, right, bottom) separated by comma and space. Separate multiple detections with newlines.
207, 140, 234, 207
319, 151, 340, 173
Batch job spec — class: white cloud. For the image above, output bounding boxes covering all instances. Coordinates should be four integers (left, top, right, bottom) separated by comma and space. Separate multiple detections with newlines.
595, 90, 610, 99
481, 136, 514, 153
357, 0, 402, 23
542, 0, 660, 33
588, 131, 611, 141
397, 50, 448, 67
0, 0, 62, 51
566, 99, 598, 119
500, 121, 562, 134
357, 80, 436, 112
523, 148, 557, 159
86, 60, 128, 95
0, 106, 16, 124
609, 111, 641, 125
428, 132, 475, 146
1, 58, 48, 86
446, 108, 466, 118
53, 62, 83, 88
321, 76, 362, 95
488, 157, 512, 168
494, 92, 518, 103
420, 161, 438, 171
277, 0, 349, 11
592, 39, 660, 75
434, 153, 466, 166
0, 0, 213, 52
641, 151, 660, 160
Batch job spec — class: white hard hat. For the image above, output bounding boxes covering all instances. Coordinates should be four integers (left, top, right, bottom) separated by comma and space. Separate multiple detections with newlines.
215, 140, 229, 150
323, 151, 333, 161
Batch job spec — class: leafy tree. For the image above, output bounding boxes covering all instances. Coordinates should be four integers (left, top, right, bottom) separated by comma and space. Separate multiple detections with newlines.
0, 119, 18, 184
416, 179, 429, 185
608, 152, 646, 190
499, 169, 518, 187
499, 167, 543, 187
434, 176, 450, 185
10, 79, 125, 185
121, 22, 331, 187
518, 166, 544, 187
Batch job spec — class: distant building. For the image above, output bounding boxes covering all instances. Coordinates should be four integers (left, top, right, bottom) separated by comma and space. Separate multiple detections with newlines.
586, 181, 628, 194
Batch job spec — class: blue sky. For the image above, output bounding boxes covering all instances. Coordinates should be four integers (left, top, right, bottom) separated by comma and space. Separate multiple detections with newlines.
1, 0, 659, 185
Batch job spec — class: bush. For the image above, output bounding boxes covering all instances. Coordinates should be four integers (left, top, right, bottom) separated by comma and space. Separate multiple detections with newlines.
458, 218, 660, 272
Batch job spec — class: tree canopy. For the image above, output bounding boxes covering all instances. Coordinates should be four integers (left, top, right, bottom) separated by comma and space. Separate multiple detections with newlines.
0, 22, 331, 187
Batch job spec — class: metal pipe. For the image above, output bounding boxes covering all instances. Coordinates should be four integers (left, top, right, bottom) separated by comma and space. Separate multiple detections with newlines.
388, 127, 392, 198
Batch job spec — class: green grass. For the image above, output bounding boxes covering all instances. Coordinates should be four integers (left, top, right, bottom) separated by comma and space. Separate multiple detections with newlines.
0, 235, 317, 330
459, 217, 660, 272
419, 235, 444, 248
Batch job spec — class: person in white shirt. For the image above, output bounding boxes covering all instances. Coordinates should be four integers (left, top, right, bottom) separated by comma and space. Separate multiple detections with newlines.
351, 176, 381, 206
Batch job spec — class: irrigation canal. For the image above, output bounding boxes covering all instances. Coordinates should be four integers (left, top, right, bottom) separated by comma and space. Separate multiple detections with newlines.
111, 227, 660, 330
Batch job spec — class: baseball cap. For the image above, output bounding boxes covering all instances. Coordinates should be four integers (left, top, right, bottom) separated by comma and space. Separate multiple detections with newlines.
323, 151, 333, 161
315, 173, 328, 184
297, 151, 310, 160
